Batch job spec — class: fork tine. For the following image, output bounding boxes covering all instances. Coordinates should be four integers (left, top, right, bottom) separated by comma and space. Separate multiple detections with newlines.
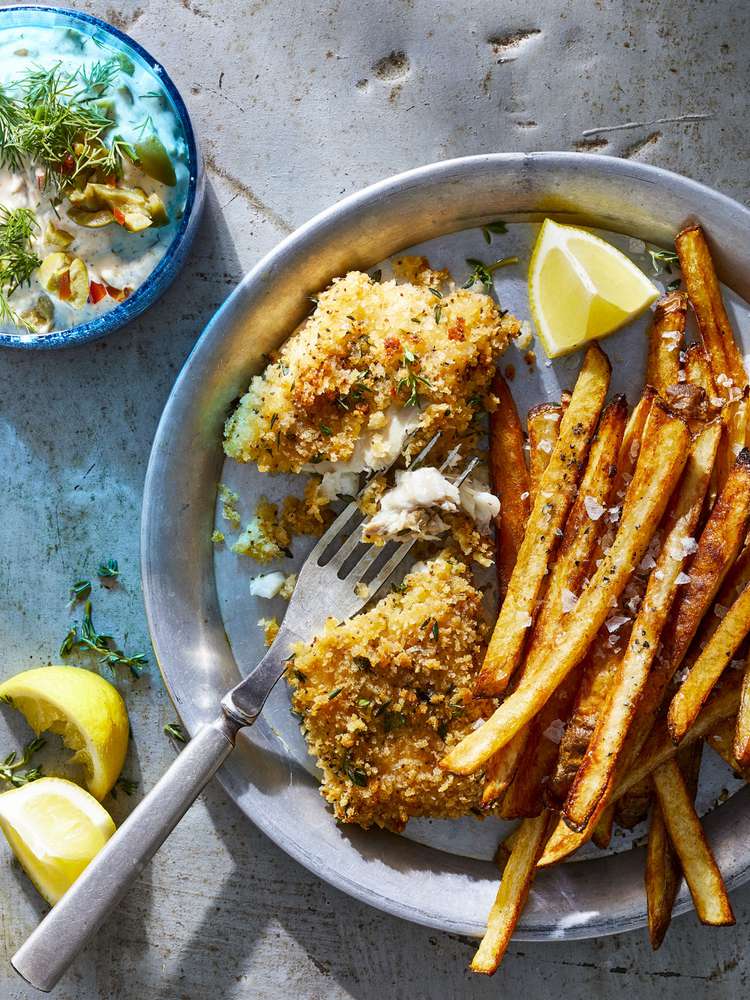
360, 536, 418, 595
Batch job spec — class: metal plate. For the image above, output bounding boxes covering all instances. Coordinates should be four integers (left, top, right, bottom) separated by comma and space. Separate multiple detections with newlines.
141, 152, 750, 940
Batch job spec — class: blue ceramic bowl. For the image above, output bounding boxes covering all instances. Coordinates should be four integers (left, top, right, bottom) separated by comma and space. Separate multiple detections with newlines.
0, 5, 204, 350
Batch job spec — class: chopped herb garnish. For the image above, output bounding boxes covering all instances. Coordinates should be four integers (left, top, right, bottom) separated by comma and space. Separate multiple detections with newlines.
59, 625, 77, 657
357, 698, 372, 708
97, 558, 120, 580
164, 722, 188, 743
463, 255, 519, 293
70, 579, 92, 602
646, 246, 679, 274
383, 711, 407, 732
434, 304, 442, 324
437, 721, 449, 740
345, 764, 368, 787
354, 655, 373, 670
481, 220, 508, 243
391, 581, 407, 594
428, 287, 443, 298
432, 621, 440, 641
319, 423, 333, 436
328, 686, 343, 700
398, 346, 433, 408
0, 736, 45, 788
369, 269, 382, 282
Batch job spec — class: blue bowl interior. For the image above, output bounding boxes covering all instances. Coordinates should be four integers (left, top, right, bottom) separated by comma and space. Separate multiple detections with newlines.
0, 5, 203, 350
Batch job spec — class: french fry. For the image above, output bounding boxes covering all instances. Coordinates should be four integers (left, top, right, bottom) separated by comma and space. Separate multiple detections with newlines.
684, 342, 720, 401
646, 292, 687, 397
734, 653, 750, 769
483, 397, 628, 806
668, 577, 750, 742
564, 422, 720, 830
489, 373, 530, 600
615, 777, 653, 831
475, 345, 611, 697
538, 676, 741, 867
592, 804, 614, 849
676, 224, 748, 393
646, 742, 702, 950
471, 811, 550, 975
716, 388, 750, 493
444, 402, 690, 775
706, 716, 750, 777
652, 757, 735, 926
527, 402, 562, 500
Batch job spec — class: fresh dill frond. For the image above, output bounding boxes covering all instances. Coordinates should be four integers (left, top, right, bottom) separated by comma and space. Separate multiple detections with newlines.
0, 205, 41, 330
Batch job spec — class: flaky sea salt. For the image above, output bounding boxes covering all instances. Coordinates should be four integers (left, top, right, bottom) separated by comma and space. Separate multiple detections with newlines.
543, 719, 565, 744
561, 588, 578, 613
606, 614, 631, 633
639, 553, 657, 571
584, 496, 606, 521
520, 491, 530, 501
538, 438, 554, 453
608, 506, 621, 523
517, 611, 533, 629
675, 572, 691, 585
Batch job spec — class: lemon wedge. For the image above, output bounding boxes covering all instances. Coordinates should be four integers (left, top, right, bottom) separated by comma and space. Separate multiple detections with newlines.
0, 666, 128, 800
0, 777, 115, 904
529, 219, 659, 358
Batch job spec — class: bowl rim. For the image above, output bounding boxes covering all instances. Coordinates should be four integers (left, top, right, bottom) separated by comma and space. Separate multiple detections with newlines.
141, 151, 750, 941
0, 4, 202, 350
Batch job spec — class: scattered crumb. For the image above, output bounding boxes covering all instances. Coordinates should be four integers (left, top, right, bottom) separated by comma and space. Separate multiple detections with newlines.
211, 529, 225, 544
354, 581, 369, 599
258, 617, 280, 646
280, 573, 297, 600
233, 498, 290, 562
218, 484, 241, 528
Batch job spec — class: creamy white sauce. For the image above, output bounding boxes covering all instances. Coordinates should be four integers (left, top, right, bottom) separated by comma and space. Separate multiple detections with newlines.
0, 25, 189, 336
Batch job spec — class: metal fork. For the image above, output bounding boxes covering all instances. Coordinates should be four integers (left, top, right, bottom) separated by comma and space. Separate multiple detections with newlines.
12, 436, 479, 992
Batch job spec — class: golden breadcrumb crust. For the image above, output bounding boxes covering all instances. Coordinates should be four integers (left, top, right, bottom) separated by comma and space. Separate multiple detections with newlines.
287, 554, 497, 831
224, 270, 519, 472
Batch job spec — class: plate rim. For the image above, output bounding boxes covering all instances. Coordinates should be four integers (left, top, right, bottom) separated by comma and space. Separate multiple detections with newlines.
141, 151, 750, 941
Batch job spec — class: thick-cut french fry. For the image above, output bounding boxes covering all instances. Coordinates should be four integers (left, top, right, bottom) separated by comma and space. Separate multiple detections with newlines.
734, 652, 750, 768
676, 224, 748, 393
444, 402, 690, 775
527, 402, 562, 500
564, 422, 720, 830
665, 383, 711, 431
668, 579, 750, 743
707, 717, 750, 777
684, 342, 720, 401
592, 804, 614, 849
538, 676, 741, 867
475, 346, 611, 697
646, 742, 702, 950
483, 398, 628, 806
615, 777, 652, 831
471, 811, 550, 975
652, 757, 735, 926
716, 388, 750, 493
489, 373, 530, 600
646, 292, 687, 397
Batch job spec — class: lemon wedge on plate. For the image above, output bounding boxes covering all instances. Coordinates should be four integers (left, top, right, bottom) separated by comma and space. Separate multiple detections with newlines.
0, 666, 128, 800
529, 219, 659, 358
0, 777, 115, 904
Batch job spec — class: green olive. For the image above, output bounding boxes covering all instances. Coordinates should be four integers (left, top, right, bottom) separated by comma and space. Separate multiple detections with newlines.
68, 258, 89, 309
38, 252, 73, 294
94, 98, 116, 122
19, 294, 54, 334
44, 221, 74, 248
118, 205, 153, 233
115, 53, 135, 76
134, 135, 176, 186
145, 192, 169, 226
67, 206, 115, 228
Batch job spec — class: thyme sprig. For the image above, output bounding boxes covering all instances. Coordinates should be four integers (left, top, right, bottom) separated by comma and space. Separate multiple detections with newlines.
97, 558, 120, 580
463, 255, 519, 293
398, 346, 433, 408
480, 220, 508, 244
0, 737, 45, 787
646, 246, 679, 275
164, 722, 188, 743
61, 599, 148, 678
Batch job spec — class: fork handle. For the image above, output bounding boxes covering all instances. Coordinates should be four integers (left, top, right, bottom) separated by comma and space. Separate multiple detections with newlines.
11, 713, 239, 993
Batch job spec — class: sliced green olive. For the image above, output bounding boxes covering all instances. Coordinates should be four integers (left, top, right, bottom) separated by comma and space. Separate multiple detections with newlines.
68, 258, 89, 309
145, 192, 169, 226
44, 221, 74, 248
19, 294, 54, 334
115, 53, 135, 76
134, 135, 176, 186
94, 98, 116, 123
38, 252, 73, 294
117, 84, 134, 106
67, 206, 115, 228
117, 205, 153, 232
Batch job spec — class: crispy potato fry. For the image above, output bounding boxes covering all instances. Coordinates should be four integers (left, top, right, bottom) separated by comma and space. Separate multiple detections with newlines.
564, 422, 720, 830
646, 742, 703, 949
592, 804, 614, 849
475, 345, 611, 697
664, 384, 712, 431
668, 578, 750, 743
484, 398, 627, 807
646, 292, 687, 397
706, 717, 750, 778
444, 402, 690, 775
538, 676, 741, 867
734, 652, 750, 769
527, 402, 562, 501
615, 777, 653, 831
716, 388, 749, 493
684, 342, 720, 401
490, 373, 530, 600
677, 225, 748, 393
652, 757, 735, 926
471, 812, 550, 975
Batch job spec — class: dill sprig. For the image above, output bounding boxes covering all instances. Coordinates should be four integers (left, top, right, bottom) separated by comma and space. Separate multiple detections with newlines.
0, 736, 45, 787
463, 255, 519, 293
0, 58, 138, 191
398, 346, 433, 408
0, 205, 41, 330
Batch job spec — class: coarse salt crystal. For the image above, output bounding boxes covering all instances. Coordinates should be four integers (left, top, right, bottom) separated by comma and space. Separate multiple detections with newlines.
675, 572, 691, 585
627, 595, 642, 615
654, 569, 665, 580
639, 554, 657, 571
716, 373, 733, 388
543, 719, 565, 744
520, 491, 530, 501
606, 614, 631, 633
730, 660, 746, 671
517, 612, 533, 629
561, 588, 578, 613
608, 506, 621, 523
584, 496, 606, 521
538, 438, 554, 453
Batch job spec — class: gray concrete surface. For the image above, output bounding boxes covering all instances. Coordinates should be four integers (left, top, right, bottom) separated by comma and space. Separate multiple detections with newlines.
0, 0, 748, 996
